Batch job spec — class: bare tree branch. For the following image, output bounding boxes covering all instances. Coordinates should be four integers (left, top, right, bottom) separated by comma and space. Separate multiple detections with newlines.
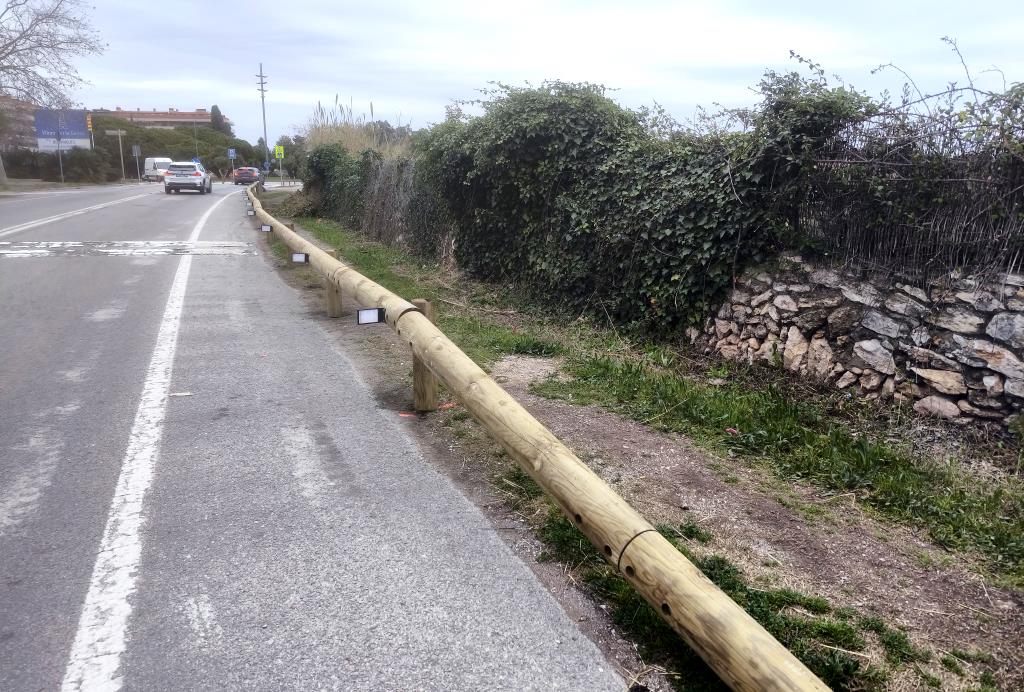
0, 0, 104, 108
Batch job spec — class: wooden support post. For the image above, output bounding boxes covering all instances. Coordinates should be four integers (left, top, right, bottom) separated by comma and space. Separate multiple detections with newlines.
325, 280, 342, 318
411, 298, 439, 412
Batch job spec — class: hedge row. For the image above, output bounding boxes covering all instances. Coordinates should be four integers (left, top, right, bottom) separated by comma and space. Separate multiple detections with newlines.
298, 77, 881, 331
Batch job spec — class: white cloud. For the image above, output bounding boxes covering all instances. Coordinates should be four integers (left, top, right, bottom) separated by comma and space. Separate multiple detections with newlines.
70, 0, 1024, 144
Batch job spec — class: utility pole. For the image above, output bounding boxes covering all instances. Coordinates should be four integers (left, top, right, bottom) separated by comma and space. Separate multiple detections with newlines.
256, 63, 270, 172
117, 128, 125, 182
56, 110, 65, 184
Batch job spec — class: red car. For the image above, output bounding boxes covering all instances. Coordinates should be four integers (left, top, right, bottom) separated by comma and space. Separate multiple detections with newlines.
233, 167, 262, 185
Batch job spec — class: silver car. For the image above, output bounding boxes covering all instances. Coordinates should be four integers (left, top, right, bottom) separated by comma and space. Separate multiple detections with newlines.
164, 161, 213, 194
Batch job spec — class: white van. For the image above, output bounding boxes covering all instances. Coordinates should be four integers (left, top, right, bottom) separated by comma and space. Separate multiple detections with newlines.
142, 157, 172, 181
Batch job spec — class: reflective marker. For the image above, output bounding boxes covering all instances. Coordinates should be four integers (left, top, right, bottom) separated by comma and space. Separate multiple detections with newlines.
357, 307, 386, 325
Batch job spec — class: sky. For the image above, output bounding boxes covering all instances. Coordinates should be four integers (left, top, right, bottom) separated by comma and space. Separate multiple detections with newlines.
71, 0, 1024, 146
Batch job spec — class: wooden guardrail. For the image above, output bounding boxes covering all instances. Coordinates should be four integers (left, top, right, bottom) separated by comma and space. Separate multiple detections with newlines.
245, 184, 830, 692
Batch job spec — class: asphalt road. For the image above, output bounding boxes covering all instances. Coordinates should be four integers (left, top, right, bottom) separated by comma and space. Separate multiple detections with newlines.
0, 183, 622, 690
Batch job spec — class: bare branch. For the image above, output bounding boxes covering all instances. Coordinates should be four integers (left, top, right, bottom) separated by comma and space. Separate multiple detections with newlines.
0, 0, 104, 106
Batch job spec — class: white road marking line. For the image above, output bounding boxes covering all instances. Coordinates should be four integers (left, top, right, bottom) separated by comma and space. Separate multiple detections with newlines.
86, 300, 128, 322
0, 429, 64, 535
60, 191, 239, 692
183, 593, 223, 647
280, 425, 335, 505
0, 240, 254, 257
0, 193, 152, 239
0, 185, 145, 198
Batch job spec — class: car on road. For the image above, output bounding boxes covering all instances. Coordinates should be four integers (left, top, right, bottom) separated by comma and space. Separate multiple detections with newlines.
233, 167, 262, 185
164, 162, 213, 194
143, 157, 172, 181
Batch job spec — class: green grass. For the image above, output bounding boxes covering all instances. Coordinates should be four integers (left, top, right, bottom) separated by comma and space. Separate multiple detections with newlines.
948, 649, 995, 665
857, 616, 930, 665
940, 654, 965, 676
534, 509, 889, 690
532, 356, 1024, 583
297, 216, 564, 368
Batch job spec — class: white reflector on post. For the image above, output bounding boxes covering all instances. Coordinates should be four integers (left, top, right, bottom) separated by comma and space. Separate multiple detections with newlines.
260, 224, 272, 232
292, 252, 309, 263
357, 308, 386, 325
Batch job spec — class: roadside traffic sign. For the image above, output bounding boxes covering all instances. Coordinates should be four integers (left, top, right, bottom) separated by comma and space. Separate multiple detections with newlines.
228, 148, 236, 160
191, 156, 201, 163
105, 129, 127, 136
274, 145, 284, 159
131, 144, 141, 157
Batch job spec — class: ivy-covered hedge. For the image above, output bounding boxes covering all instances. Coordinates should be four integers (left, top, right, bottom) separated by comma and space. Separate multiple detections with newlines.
301, 78, 873, 332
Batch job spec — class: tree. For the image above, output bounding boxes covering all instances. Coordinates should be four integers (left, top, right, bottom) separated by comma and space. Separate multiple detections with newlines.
0, 0, 104, 182
275, 133, 308, 178
256, 136, 268, 169
210, 104, 232, 136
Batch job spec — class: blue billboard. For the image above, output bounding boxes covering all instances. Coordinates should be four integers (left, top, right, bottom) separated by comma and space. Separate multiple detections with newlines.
34, 109, 91, 151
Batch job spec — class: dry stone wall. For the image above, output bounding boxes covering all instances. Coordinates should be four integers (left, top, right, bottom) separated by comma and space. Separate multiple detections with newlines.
690, 255, 1024, 425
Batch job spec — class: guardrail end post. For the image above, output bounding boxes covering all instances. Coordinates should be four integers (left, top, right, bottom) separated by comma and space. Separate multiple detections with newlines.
411, 298, 439, 412
326, 280, 343, 318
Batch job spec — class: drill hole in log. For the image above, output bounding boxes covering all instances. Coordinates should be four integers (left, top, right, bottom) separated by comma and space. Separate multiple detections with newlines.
574, 513, 582, 524
661, 603, 672, 616
603, 545, 612, 556
625, 565, 635, 577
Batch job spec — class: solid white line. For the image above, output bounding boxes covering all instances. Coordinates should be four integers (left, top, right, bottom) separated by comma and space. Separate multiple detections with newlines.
60, 191, 239, 692
0, 192, 152, 239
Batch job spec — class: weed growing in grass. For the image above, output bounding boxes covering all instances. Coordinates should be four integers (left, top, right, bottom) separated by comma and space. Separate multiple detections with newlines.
857, 616, 930, 664
940, 654, 966, 676
497, 465, 544, 508
948, 649, 994, 665
666, 520, 713, 544
915, 665, 943, 688
532, 356, 1024, 582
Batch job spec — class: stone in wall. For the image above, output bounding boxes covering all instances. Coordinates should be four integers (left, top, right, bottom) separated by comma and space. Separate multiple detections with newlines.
783, 327, 808, 372
828, 305, 862, 333
841, 282, 883, 307
885, 292, 929, 319
927, 306, 986, 334
952, 338, 1024, 380
910, 368, 967, 395
853, 339, 896, 375
700, 260, 1024, 427
773, 294, 798, 312
914, 395, 960, 419
862, 310, 905, 338
805, 338, 834, 380
986, 312, 1024, 351
957, 290, 1004, 312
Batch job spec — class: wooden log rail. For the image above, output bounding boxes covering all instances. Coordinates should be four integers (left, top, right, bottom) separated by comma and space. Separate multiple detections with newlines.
245, 185, 829, 692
